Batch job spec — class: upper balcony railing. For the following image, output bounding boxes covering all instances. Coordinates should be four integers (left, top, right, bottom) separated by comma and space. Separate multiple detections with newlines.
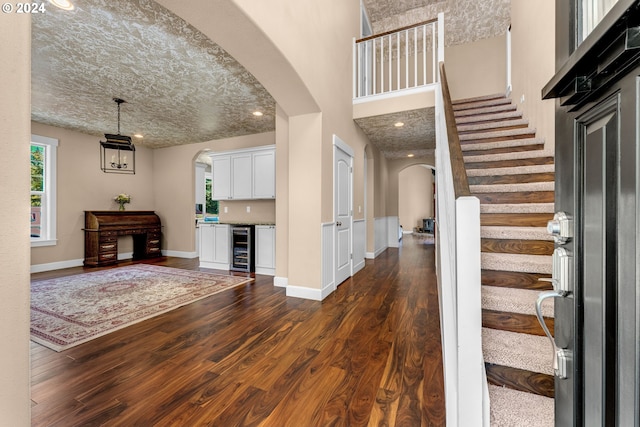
353, 12, 445, 100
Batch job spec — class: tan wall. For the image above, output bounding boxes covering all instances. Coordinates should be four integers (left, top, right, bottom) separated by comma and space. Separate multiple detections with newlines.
153, 132, 275, 255
445, 34, 507, 100
30, 123, 156, 266
399, 165, 434, 231
0, 13, 31, 425
387, 156, 436, 216
511, 0, 556, 154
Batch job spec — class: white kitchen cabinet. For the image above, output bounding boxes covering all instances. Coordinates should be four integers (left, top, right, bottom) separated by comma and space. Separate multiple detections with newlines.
209, 146, 275, 200
211, 155, 231, 200
231, 153, 252, 199
253, 150, 276, 199
199, 223, 230, 270
255, 225, 275, 275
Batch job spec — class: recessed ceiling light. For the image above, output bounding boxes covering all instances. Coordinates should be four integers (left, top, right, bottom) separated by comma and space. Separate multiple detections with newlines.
394, 122, 404, 127
253, 111, 263, 117
407, 153, 415, 157
133, 133, 143, 139
48, 0, 74, 10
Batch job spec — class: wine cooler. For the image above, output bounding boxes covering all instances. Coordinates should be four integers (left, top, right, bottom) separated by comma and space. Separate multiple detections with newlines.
231, 225, 255, 272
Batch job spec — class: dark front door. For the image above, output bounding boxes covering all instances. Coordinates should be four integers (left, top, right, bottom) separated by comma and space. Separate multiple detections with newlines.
544, 1, 640, 425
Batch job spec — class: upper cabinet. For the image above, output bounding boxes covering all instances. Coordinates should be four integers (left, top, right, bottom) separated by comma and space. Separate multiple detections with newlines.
210, 146, 275, 200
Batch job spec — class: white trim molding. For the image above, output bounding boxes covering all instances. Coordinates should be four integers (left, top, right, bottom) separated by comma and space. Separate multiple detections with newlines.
274, 276, 288, 288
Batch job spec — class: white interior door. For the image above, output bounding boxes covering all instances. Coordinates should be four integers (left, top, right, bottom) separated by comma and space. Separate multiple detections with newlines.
334, 137, 353, 286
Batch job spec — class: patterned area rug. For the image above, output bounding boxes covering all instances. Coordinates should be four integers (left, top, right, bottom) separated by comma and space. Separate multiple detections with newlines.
31, 264, 253, 352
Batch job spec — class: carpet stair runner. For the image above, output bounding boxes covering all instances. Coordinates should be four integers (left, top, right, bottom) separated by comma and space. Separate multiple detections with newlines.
453, 93, 555, 426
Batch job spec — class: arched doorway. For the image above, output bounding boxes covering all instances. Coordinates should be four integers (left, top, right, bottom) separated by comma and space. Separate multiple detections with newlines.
398, 164, 435, 236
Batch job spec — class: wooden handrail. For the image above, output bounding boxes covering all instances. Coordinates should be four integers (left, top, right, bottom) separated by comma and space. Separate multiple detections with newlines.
356, 18, 438, 43
439, 62, 471, 197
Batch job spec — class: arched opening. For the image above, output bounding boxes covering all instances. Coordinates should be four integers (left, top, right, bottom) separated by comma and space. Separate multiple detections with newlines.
398, 164, 435, 240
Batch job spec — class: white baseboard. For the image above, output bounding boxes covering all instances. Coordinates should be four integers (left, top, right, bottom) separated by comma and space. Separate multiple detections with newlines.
163, 250, 198, 259
365, 251, 376, 259
285, 283, 334, 301
255, 267, 275, 276
353, 259, 365, 274
274, 276, 288, 287
30, 258, 84, 273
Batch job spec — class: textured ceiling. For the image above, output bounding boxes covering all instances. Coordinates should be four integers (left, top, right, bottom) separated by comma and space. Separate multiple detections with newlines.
355, 109, 436, 159
32, 0, 276, 149
31, 0, 509, 155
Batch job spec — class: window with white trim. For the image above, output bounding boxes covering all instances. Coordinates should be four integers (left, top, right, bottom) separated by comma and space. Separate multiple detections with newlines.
30, 135, 58, 247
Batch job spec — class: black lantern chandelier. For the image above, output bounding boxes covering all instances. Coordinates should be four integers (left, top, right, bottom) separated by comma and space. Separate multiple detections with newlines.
100, 98, 136, 174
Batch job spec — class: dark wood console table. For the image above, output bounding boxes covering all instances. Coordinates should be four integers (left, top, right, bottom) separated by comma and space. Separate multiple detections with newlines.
83, 210, 161, 267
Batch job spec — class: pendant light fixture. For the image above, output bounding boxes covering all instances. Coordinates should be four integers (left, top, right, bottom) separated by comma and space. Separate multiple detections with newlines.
100, 98, 136, 174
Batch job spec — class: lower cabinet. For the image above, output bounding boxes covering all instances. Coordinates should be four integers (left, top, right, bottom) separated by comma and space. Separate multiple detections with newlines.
199, 223, 230, 270
255, 225, 275, 275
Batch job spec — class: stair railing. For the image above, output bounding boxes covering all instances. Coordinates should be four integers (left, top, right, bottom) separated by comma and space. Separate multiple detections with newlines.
353, 13, 444, 100
435, 62, 488, 426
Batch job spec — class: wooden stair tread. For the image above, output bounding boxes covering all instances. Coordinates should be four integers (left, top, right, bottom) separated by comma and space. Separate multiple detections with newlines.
482, 270, 553, 290
457, 119, 529, 134
452, 93, 506, 105
452, 97, 512, 111
463, 144, 545, 157
466, 155, 554, 168
475, 191, 554, 204
460, 128, 537, 144
470, 172, 555, 186
455, 110, 523, 125
486, 363, 554, 398
481, 213, 553, 227
481, 238, 554, 255
453, 103, 517, 118
483, 309, 553, 337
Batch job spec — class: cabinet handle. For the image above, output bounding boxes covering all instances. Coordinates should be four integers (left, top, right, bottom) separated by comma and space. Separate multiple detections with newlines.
101, 244, 115, 250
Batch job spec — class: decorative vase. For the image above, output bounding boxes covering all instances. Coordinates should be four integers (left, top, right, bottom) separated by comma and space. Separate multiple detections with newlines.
118, 202, 126, 211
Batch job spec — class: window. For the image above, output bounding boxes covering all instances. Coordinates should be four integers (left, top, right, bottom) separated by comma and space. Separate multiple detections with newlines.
205, 176, 219, 216
579, 0, 619, 43
31, 135, 58, 247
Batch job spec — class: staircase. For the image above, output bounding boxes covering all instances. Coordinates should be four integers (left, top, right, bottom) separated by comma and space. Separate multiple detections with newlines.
452, 94, 555, 426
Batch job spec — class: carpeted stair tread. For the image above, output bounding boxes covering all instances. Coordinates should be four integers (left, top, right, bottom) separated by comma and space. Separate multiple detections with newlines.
455, 110, 523, 125
454, 103, 517, 118
471, 181, 554, 193
482, 328, 553, 375
460, 127, 537, 143
460, 137, 545, 152
464, 150, 552, 164
457, 118, 529, 134
481, 226, 553, 240
469, 172, 555, 186
467, 164, 555, 176
482, 285, 554, 317
463, 144, 546, 157
482, 270, 553, 290
480, 203, 555, 214
483, 310, 553, 337
482, 253, 552, 274
488, 384, 554, 426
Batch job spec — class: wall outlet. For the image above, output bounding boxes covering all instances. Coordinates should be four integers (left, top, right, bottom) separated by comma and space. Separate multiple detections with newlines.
520, 94, 525, 103
224, 206, 228, 213
246, 206, 251, 213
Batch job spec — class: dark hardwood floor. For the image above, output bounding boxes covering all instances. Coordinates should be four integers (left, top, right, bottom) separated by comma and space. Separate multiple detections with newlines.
30, 235, 445, 426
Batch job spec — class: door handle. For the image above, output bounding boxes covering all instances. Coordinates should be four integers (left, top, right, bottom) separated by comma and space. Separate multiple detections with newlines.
535, 290, 572, 379
336, 221, 342, 227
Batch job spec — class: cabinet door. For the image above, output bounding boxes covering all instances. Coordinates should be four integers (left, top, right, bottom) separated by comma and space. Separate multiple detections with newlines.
253, 150, 276, 199
213, 224, 230, 264
255, 226, 275, 269
231, 154, 252, 199
199, 224, 215, 263
211, 156, 231, 200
